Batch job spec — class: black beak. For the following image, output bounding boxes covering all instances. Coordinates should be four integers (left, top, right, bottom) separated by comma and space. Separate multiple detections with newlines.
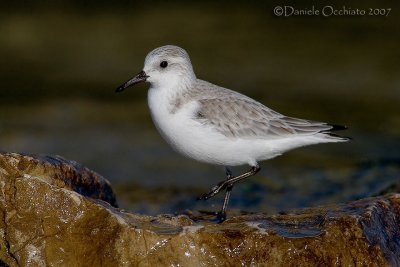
115, 70, 149, 93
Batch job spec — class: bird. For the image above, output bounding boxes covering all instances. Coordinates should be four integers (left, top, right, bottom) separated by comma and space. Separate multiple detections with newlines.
115, 45, 348, 221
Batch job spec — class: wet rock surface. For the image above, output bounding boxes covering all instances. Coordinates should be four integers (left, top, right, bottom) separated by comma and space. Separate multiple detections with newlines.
0, 152, 399, 266
0, 152, 118, 208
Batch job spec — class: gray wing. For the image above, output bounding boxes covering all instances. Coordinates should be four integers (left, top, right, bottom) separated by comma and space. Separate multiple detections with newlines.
194, 96, 333, 139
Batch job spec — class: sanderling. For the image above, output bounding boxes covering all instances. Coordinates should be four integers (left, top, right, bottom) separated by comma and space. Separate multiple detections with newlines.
116, 45, 348, 221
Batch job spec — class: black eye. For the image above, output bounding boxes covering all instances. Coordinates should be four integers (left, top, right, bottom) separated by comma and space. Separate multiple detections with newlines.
160, 61, 168, 68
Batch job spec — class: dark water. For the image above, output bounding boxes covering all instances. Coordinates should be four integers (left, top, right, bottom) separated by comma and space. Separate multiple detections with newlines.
0, 2, 399, 215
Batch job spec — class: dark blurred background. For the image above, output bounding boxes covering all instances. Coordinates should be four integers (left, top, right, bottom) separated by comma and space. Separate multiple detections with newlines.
0, 1, 399, 215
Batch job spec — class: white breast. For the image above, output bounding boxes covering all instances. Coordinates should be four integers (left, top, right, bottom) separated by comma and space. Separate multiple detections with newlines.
147, 87, 210, 160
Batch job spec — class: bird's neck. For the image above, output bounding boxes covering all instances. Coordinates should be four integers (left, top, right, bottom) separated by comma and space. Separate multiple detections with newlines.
148, 77, 198, 115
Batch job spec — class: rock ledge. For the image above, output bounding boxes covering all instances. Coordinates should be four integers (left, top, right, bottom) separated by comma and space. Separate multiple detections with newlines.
0, 152, 399, 266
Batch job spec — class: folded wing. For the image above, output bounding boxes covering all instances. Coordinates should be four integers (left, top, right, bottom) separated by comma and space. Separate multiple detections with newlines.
194, 96, 342, 140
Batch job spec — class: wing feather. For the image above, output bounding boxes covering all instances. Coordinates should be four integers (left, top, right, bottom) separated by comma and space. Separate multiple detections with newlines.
194, 95, 333, 139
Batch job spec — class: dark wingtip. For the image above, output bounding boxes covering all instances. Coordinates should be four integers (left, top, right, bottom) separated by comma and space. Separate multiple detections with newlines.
322, 124, 351, 140
115, 86, 125, 93
329, 124, 348, 131
324, 124, 353, 141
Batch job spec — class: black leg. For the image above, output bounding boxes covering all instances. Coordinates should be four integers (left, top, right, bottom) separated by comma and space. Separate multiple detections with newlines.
199, 165, 261, 201
217, 168, 234, 221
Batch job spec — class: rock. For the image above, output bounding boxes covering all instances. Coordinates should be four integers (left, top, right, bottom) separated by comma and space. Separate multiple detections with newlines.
0, 152, 399, 266
0, 153, 118, 207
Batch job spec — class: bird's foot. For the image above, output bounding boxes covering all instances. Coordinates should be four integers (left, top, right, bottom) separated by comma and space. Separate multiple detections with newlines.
215, 211, 227, 223
198, 181, 227, 200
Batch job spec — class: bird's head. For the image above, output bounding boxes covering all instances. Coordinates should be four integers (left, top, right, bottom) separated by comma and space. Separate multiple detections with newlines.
116, 45, 196, 92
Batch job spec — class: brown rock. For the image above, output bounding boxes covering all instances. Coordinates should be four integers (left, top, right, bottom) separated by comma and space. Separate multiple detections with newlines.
0, 152, 399, 266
